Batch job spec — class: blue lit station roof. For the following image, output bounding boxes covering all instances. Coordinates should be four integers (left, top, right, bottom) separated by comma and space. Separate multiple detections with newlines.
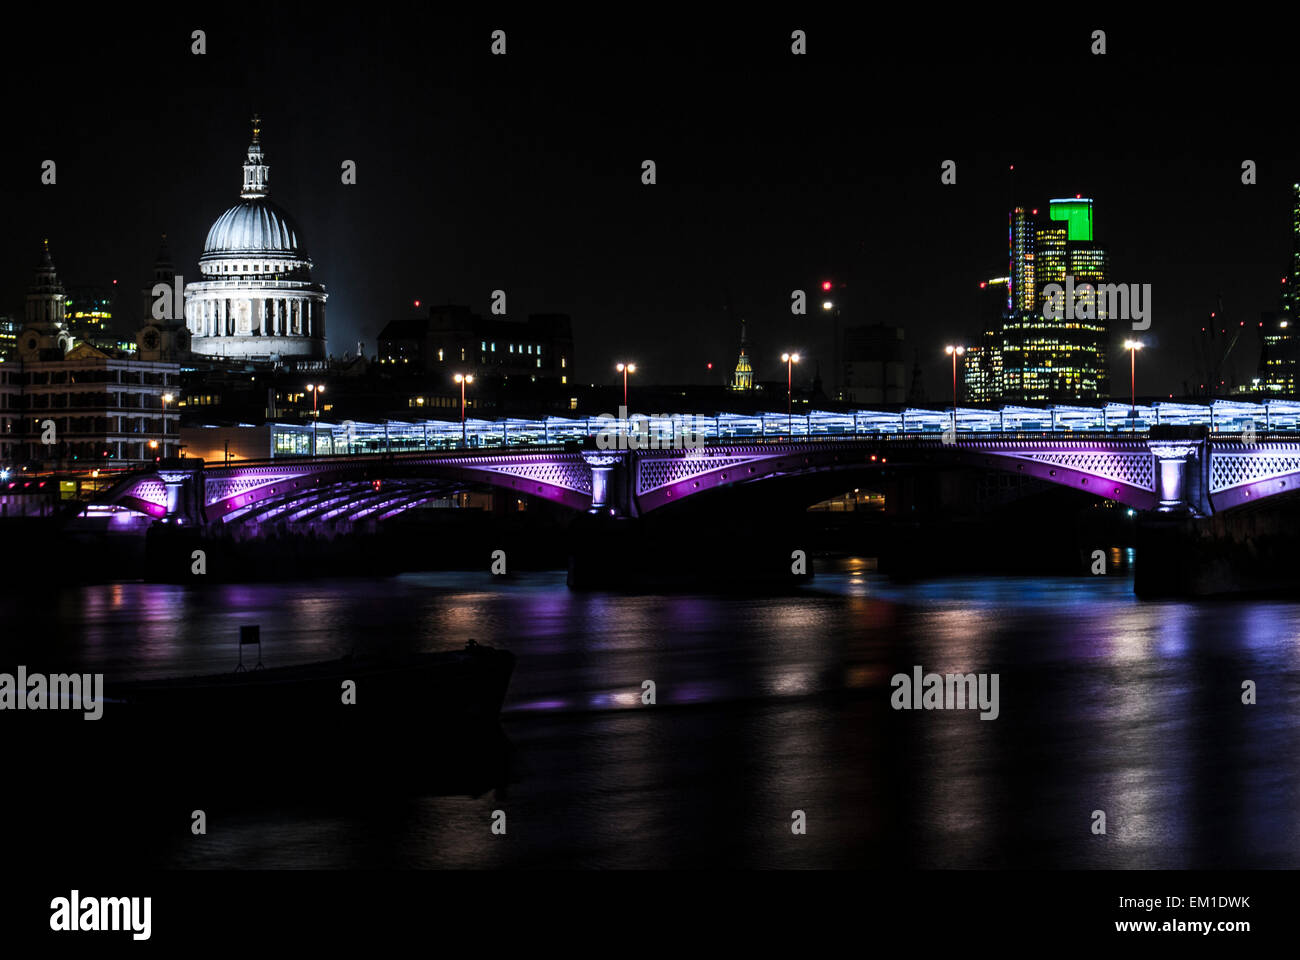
209, 400, 1300, 452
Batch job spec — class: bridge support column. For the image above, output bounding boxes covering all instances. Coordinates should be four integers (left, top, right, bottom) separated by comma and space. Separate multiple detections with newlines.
1147, 426, 1211, 516
582, 449, 630, 515
145, 459, 209, 581
155, 458, 206, 526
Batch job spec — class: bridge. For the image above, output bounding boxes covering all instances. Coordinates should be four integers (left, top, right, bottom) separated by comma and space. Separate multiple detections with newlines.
73, 400, 1300, 529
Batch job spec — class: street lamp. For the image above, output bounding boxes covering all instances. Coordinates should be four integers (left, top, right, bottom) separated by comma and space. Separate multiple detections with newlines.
161, 392, 173, 458
781, 352, 800, 435
454, 373, 474, 445
945, 345, 965, 433
822, 287, 841, 400
1124, 339, 1143, 417
305, 384, 324, 456
615, 362, 636, 409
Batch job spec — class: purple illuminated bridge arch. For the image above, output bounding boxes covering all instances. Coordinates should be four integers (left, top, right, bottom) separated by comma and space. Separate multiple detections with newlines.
78, 411, 1300, 526
68, 400, 1300, 528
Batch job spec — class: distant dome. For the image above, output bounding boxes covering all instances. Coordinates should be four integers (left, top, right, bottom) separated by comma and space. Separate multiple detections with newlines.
202, 198, 303, 259
184, 116, 328, 363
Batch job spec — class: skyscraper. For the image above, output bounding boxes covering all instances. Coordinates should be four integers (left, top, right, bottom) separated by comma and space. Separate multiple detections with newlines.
1284, 183, 1300, 320
964, 277, 1008, 403
1009, 208, 1035, 313
972, 199, 1111, 403
1257, 185, 1300, 395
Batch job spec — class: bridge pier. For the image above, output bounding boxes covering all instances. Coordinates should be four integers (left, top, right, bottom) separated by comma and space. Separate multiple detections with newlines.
1147, 426, 1211, 516
145, 458, 214, 581
154, 458, 206, 526
1135, 504, 1300, 598
581, 448, 634, 516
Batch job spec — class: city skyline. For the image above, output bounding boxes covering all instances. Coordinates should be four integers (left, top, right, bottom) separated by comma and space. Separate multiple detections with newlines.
4, 7, 1299, 932
4, 11, 1300, 401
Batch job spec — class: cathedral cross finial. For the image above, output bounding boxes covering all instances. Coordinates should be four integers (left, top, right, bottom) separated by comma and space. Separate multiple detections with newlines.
251, 113, 262, 143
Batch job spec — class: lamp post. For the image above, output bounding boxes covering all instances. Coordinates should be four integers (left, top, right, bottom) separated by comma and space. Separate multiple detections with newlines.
305, 384, 324, 456
781, 352, 800, 435
822, 282, 840, 400
161, 392, 173, 458
454, 373, 474, 445
1124, 339, 1143, 418
944, 345, 965, 434
615, 362, 636, 409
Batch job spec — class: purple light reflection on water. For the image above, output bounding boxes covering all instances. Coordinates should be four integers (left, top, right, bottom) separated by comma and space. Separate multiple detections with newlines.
511, 698, 570, 712
8, 565, 1300, 868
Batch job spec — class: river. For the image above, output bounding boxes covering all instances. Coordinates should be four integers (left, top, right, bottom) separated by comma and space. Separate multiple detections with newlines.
3, 556, 1296, 868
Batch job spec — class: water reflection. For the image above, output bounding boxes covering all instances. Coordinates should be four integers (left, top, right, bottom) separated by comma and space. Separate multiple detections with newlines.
1, 561, 1296, 868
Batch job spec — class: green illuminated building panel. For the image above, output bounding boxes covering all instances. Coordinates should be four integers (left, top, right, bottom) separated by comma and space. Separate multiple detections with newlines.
1049, 199, 1094, 242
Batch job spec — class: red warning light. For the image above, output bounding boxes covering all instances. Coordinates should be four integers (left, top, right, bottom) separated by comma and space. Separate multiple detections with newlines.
821, 281, 832, 291
979, 282, 986, 289
413, 300, 421, 308
707, 362, 713, 370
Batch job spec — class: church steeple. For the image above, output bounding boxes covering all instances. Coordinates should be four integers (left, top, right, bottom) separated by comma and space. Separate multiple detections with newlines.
19, 239, 73, 359
241, 114, 270, 199
729, 316, 754, 392
27, 239, 66, 327
153, 233, 174, 282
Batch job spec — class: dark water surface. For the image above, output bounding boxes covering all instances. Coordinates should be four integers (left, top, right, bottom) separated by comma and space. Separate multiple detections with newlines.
5, 558, 1298, 869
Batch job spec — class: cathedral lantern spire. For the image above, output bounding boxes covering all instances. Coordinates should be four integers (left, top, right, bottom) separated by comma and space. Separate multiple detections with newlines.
241, 113, 270, 199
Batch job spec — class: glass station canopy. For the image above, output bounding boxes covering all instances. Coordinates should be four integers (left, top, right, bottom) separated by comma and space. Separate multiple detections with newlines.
240, 400, 1300, 457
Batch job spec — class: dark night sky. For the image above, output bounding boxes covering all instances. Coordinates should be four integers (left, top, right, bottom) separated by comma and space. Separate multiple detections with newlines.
2, 8, 1296, 400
